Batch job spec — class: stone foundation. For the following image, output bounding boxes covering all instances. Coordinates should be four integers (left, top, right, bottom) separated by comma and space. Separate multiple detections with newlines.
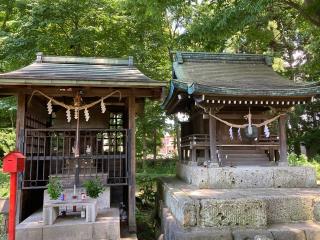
177, 163, 317, 189
160, 207, 320, 240
158, 177, 320, 228
158, 173, 320, 240
16, 208, 120, 240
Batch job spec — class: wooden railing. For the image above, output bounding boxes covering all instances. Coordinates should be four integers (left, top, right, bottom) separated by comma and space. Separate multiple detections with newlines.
181, 134, 210, 148
23, 128, 129, 189
180, 134, 280, 163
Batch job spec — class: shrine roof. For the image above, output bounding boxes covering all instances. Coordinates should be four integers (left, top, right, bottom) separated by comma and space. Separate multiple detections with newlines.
163, 52, 320, 109
0, 53, 166, 88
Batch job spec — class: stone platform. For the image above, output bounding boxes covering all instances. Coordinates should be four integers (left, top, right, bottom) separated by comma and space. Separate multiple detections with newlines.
177, 163, 317, 189
158, 173, 320, 240
16, 208, 121, 240
160, 207, 320, 240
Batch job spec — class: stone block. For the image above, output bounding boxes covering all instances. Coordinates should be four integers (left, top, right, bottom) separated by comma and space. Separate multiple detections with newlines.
266, 196, 314, 223
43, 222, 93, 240
16, 225, 43, 240
92, 208, 120, 240
273, 167, 317, 188
161, 208, 180, 240
163, 183, 198, 226
177, 163, 317, 189
175, 230, 233, 240
301, 222, 320, 240
254, 235, 273, 240
199, 199, 267, 227
44, 188, 110, 210
208, 167, 274, 189
232, 229, 274, 240
269, 227, 306, 240
312, 198, 320, 221
177, 163, 208, 188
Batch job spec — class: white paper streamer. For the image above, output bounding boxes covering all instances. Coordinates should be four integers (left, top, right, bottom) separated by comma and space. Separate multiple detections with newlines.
238, 128, 242, 141
84, 108, 90, 122
74, 108, 79, 119
264, 125, 270, 138
229, 127, 234, 140
66, 109, 71, 122
101, 99, 106, 113
47, 100, 53, 115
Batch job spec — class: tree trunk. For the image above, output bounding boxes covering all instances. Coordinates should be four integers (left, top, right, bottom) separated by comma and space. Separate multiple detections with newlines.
142, 133, 147, 170
153, 129, 157, 164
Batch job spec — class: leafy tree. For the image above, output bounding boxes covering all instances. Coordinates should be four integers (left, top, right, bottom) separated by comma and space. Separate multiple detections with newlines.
136, 99, 166, 167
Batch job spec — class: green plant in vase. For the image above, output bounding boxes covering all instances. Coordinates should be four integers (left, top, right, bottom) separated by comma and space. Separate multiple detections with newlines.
47, 177, 63, 200
84, 178, 105, 199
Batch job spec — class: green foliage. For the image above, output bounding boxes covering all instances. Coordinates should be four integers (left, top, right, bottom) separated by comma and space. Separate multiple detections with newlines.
288, 153, 320, 179
0, 129, 15, 158
46, 177, 63, 200
0, 171, 9, 198
136, 158, 176, 240
83, 178, 104, 199
136, 99, 166, 163
136, 176, 155, 208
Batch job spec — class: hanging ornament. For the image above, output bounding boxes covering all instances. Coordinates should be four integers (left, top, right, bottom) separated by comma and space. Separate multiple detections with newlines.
66, 108, 71, 122
229, 127, 234, 140
101, 99, 106, 113
264, 124, 270, 138
74, 108, 79, 119
84, 108, 90, 122
47, 100, 53, 115
238, 128, 242, 141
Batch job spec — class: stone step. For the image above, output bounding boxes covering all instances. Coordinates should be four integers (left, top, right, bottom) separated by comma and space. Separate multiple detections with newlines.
161, 207, 320, 240
159, 177, 320, 228
16, 208, 120, 240
177, 164, 317, 189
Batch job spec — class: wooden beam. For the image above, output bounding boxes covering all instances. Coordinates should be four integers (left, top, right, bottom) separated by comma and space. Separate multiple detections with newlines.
278, 114, 288, 166
15, 92, 26, 224
128, 95, 137, 232
209, 115, 219, 166
0, 86, 162, 99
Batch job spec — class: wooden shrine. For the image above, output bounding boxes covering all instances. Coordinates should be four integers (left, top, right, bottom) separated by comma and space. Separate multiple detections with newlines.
163, 52, 320, 167
0, 53, 165, 232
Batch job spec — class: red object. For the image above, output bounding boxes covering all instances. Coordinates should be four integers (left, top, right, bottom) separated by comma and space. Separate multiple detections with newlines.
3, 151, 25, 173
3, 151, 26, 240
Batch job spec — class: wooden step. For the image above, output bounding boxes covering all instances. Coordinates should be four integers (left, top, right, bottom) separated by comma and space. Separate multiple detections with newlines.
220, 153, 267, 158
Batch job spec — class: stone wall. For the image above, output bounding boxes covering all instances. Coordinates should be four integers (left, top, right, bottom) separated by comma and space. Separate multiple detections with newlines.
177, 163, 317, 189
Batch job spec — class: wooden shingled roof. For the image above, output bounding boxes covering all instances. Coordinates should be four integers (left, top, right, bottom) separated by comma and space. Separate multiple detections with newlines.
163, 52, 320, 111
0, 53, 166, 88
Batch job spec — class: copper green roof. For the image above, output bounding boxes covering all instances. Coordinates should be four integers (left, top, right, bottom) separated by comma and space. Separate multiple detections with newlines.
0, 53, 166, 88
163, 52, 320, 109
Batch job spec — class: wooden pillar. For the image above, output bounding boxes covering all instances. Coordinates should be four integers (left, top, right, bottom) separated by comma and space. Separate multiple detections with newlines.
15, 92, 26, 223
278, 114, 288, 166
16, 93, 26, 151
128, 95, 136, 232
209, 115, 219, 166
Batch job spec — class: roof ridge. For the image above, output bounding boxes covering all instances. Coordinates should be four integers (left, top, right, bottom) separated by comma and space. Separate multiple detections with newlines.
35, 52, 133, 66
174, 51, 272, 66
